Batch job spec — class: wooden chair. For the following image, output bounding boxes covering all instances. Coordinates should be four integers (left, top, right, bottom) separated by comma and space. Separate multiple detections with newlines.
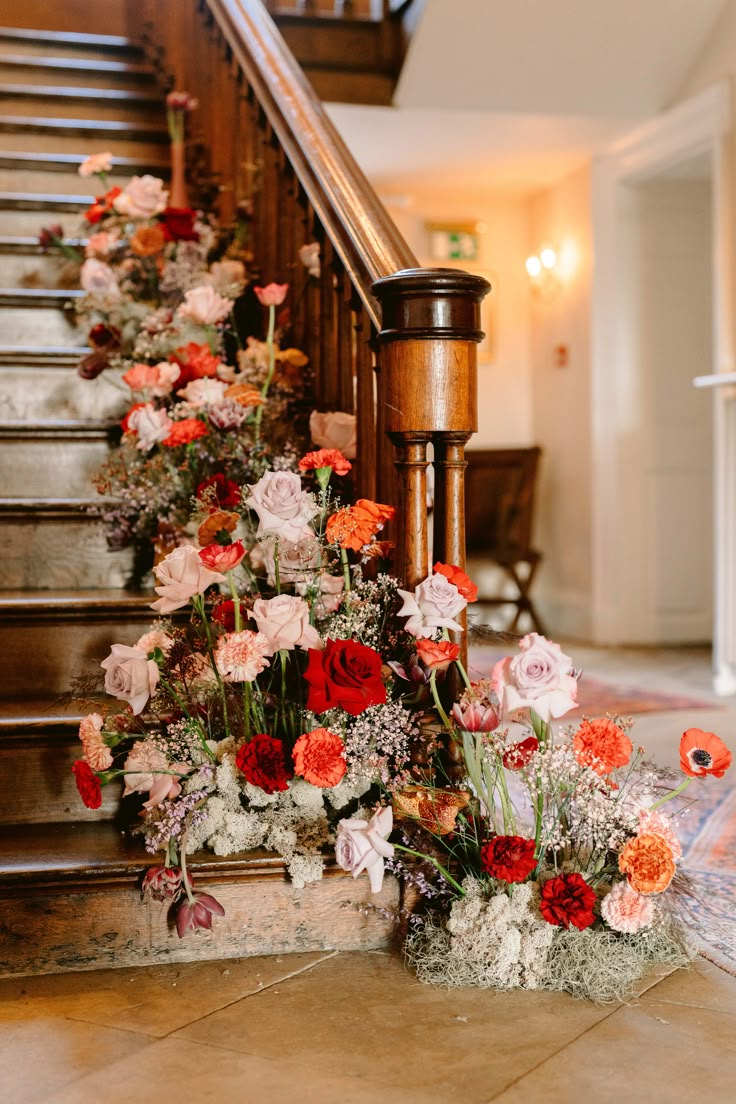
464, 447, 546, 635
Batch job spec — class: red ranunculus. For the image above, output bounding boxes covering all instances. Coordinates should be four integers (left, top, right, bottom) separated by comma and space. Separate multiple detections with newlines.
212, 599, 248, 633
432, 562, 479, 602
197, 473, 241, 510
235, 733, 292, 794
480, 835, 536, 883
540, 872, 597, 930
162, 418, 208, 447
304, 638, 386, 716
159, 206, 199, 242
72, 759, 102, 809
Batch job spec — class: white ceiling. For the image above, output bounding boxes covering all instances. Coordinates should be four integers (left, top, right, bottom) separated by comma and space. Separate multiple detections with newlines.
326, 0, 728, 197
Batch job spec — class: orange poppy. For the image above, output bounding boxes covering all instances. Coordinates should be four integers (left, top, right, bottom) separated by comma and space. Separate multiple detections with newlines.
679, 728, 732, 778
433, 562, 478, 602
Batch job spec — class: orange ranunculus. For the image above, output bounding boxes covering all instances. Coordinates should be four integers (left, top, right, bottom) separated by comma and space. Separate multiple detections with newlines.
572, 717, 633, 776
618, 833, 676, 895
298, 448, 352, 477
197, 510, 240, 547
679, 728, 732, 778
130, 225, 166, 257
162, 418, 208, 447
416, 638, 460, 672
432, 562, 478, 602
393, 785, 470, 836
224, 383, 264, 409
325, 499, 395, 552
292, 727, 346, 788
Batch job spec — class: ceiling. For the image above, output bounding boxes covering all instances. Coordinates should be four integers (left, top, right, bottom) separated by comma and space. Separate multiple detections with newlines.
326, 0, 728, 197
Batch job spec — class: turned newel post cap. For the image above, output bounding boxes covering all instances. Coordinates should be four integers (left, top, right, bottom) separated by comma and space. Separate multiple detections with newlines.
371, 267, 491, 342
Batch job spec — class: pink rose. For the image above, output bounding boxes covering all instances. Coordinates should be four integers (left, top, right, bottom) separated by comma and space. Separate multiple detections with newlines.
492, 633, 578, 722
397, 573, 467, 638
298, 242, 320, 278
254, 282, 288, 306
113, 174, 168, 218
122, 740, 188, 807
126, 403, 173, 452
78, 712, 113, 771
335, 806, 394, 892
151, 545, 225, 614
250, 594, 322, 654
177, 285, 232, 325
78, 151, 113, 177
177, 378, 229, 407
80, 258, 120, 299
309, 410, 357, 460
244, 471, 318, 542
297, 571, 344, 617
101, 644, 160, 715
205, 259, 246, 292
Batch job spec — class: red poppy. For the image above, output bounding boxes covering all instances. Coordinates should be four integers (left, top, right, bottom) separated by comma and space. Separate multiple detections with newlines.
199, 541, 246, 571
159, 206, 199, 242
235, 733, 292, 794
85, 186, 122, 224
72, 760, 102, 809
679, 728, 732, 778
480, 835, 536, 883
432, 562, 479, 602
197, 473, 241, 510
162, 418, 208, 447
304, 638, 386, 716
502, 736, 539, 771
539, 872, 596, 929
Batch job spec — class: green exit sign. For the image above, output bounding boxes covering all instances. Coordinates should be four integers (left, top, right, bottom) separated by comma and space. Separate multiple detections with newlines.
428, 226, 479, 261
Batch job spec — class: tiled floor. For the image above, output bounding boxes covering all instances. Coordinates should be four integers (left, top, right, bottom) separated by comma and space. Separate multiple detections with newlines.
2, 644, 735, 1104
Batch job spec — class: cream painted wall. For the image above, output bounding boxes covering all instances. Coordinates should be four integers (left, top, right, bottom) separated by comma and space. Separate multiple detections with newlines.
380, 191, 534, 449
528, 166, 594, 639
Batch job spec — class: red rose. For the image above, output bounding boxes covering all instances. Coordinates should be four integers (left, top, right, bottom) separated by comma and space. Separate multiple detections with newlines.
72, 760, 102, 809
304, 638, 386, 716
159, 206, 200, 242
212, 599, 248, 633
432, 562, 478, 602
539, 872, 597, 930
480, 835, 536, 883
162, 418, 208, 447
197, 473, 241, 510
235, 733, 292, 794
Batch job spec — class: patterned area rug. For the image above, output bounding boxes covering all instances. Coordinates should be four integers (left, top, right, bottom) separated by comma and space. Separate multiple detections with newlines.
678, 782, 736, 975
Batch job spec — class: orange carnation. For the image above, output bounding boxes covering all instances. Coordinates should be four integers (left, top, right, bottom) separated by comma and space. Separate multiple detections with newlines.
325, 499, 395, 552
162, 418, 208, 447
130, 225, 166, 257
416, 638, 460, 672
197, 509, 240, 547
224, 383, 264, 409
298, 449, 352, 477
573, 717, 633, 776
432, 562, 478, 602
618, 832, 676, 895
292, 727, 346, 788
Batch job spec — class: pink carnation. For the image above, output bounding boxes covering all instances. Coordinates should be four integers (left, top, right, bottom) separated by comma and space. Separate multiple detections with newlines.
600, 881, 655, 933
215, 630, 271, 683
78, 712, 113, 771
638, 809, 683, 861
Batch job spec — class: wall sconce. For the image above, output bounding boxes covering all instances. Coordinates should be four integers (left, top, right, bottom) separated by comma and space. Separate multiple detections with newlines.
525, 246, 560, 298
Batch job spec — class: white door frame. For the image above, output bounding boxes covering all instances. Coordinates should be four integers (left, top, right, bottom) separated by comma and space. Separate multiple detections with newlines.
591, 82, 735, 687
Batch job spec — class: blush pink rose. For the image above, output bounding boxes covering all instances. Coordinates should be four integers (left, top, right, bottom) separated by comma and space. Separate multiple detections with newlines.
177, 377, 229, 407
250, 594, 322, 655
78, 712, 113, 771
177, 285, 232, 325
151, 544, 226, 614
244, 471, 318, 542
397, 572, 467, 638
492, 633, 578, 722
335, 806, 394, 893
78, 151, 113, 177
122, 740, 189, 807
80, 258, 120, 299
298, 242, 320, 278
205, 259, 246, 292
309, 410, 357, 460
125, 403, 173, 452
113, 174, 168, 218
101, 644, 160, 715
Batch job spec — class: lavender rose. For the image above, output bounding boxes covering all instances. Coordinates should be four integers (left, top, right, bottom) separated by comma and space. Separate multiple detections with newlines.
335, 806, 394, 892
492, 633, 578, 722
101, 644, 160, 716
244, 471, 318, 542
80, 258, 120, 300
250, 594, 322, 654
397, 572, 467, 637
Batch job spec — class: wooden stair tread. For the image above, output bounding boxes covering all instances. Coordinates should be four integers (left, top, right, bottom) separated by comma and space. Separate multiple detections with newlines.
0, 288, 83, 304
0, 53, 156, 79
0, 589, 154, 621
0, 191, 93, 208
0, 116, 168, 139
0, 234, 86, 252
0, 345, 88, 364
0, 84, 162, 108
0, 150, 168, 173
0, 28, 142, 55
0, 497, 114, 517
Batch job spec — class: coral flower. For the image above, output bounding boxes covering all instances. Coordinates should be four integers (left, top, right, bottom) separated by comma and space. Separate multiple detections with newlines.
254, 282, 289, 306
197, 509, 240, 546
292, 728, 346, 788
539, 872, 597, 929
298, 448, 352, 477
172, 342, 222, 387
162, 418, 208, 447
573, 717, 633, 776
480, 835, 537, 883
415, 638, 460, 672
130, 224, 166, 257
618, 833, 676, 895
432, 562, 479, 602
326, 499, 395, 552
224, 383, 264, 409
679, 728, 732, 778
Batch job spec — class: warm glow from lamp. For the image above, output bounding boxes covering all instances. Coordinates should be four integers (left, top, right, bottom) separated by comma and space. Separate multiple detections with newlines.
540, 247, 557, 269
526, 255, 542, 278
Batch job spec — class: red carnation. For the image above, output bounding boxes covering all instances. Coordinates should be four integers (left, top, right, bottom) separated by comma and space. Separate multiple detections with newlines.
72, 760, 102, 809
304, 638, 386, 717
159, 206, 199, 242
212, 599, 248, 633
480, 835, 536, 883
162, 418, 208, 447
235, 733, 292, 794
540, 872, 597, 930
197, 473, 241, 510
432, 562, 479, 602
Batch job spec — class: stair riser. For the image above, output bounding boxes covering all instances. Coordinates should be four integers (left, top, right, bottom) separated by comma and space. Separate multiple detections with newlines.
0, 253, 80, 285
0, 305, 85, 345
0, 615, 155, 698
0, 64, 158, 92
0, 874, 399, 976
0, 132, 167, 159
0, 741, 121, 824
0, 168, 147, 194
0, 96, 163, 123
0, 209, 86, 235
0, 437, 112, 496
0, 516, 133, 589
0, 367, 127, 419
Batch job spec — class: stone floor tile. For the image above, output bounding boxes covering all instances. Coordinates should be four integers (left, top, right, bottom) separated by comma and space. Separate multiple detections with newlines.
639, 956, 736, 1014
174, 950, 614, 1100
0, 1017, 153, 1104
490, 997, 736, 1104
0, 951, 333, 1037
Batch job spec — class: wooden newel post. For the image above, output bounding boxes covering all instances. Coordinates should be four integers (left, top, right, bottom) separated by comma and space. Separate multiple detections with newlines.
372, 267, 491, 595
